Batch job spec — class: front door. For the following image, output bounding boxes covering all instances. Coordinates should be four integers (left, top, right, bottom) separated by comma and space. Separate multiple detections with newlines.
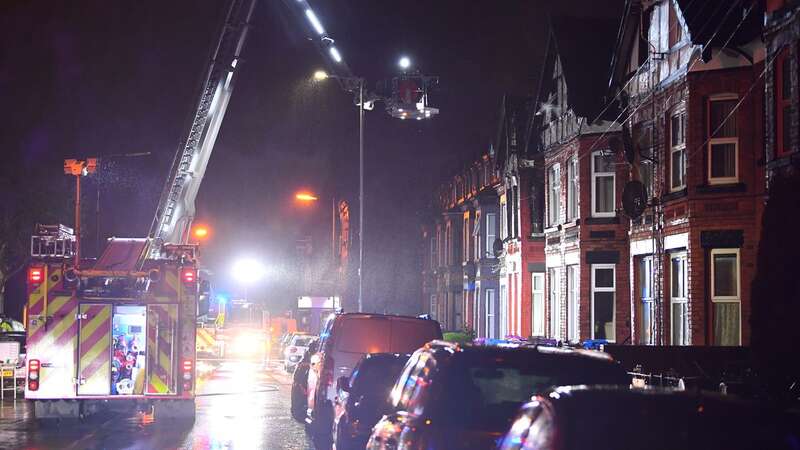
77, 303, 112, 396
146, 304, 178, 394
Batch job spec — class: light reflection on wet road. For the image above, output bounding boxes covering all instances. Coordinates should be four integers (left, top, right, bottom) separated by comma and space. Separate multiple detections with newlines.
0, 361, 315, 449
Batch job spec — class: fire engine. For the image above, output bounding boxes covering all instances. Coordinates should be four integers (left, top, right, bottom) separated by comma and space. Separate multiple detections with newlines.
24, 0, 258, 419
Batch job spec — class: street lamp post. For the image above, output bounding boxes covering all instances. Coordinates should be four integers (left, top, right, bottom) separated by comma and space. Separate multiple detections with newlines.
312, 71, 365, 313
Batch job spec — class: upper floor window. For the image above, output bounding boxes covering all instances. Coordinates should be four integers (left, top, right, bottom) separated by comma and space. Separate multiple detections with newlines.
708, 96, 739, 184
548, 164, 561, 226
500, 196, 508, 240
462, 215, 470, 263
670, 110, 687, 191
776, 49, 791, 156
430, 235, 437, 269
444, 223, 451, 266
473, 212, 481, 261
485, 213, 497, 257
591, 151, 615, 217
668, 1, 683, 48
566, 157, 578, 221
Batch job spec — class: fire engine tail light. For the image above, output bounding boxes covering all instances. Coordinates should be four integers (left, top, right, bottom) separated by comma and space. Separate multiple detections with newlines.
182, 268, 197, 284
28, 359, 40, 391
182, 359, 193, 391
28, 268, 44, 284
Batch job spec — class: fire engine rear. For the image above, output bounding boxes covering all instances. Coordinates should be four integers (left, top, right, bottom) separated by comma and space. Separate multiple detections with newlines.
25, 225, 200, 419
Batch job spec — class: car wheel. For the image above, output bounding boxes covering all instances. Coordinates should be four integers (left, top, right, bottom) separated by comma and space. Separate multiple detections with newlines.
290, 385, 306, 422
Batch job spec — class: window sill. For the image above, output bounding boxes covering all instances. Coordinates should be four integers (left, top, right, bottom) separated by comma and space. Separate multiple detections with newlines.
562, 219, 580, 229
696, 183, 746, 194
584, 216, 619, 225
662, 188, 687, 203
544, 225, 560, 234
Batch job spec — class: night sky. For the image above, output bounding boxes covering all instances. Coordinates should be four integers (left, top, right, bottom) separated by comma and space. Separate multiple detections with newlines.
0, 0, 621, 317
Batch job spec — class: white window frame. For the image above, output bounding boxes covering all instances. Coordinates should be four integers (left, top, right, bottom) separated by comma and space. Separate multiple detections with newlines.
670, 252, 689, 346
430, 236, 437, 269
548, 164, 561, 226
708, 94, 740, 185
591, 264, 616, 342
566, 157, 578, 221
639, 256, 655, 345
567, 265, 579, 343
473, 212, 481, 261
670, 109, 687, 192
429, 294, 437, 319
463, 215, 470, 263
548, 268, 560, 339
532, 273, 545, 337
485, 289, 496, 339
711, 248, 742, 345
499, 284, 508, 338
591, 151, 615, 218
500, 196, 508, 240
485, 213, 497, 258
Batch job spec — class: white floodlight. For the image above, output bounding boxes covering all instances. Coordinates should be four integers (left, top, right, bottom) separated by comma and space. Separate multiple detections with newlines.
232, 258, 267, 284
305, 9, 325, 35
398, 56, 411, 70
329, 46, 342, 63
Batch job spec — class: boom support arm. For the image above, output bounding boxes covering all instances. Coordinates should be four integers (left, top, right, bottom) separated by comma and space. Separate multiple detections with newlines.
148, 0, 257, 258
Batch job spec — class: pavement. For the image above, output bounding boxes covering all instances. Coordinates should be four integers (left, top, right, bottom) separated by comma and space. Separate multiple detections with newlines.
0, 360, 315, 450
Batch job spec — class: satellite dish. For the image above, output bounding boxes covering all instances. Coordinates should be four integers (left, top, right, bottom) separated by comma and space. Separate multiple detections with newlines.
492, 238, 504, 258
622, 180, 647, 219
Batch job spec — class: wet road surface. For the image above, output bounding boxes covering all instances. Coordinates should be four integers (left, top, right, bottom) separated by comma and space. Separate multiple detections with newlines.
0, 361, 315, 449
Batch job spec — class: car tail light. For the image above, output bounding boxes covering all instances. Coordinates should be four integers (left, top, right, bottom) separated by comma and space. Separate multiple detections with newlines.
28, 267, 44, 285
28, 359, 40, 391
182, 359, 193, 391
182, 268, 196, 284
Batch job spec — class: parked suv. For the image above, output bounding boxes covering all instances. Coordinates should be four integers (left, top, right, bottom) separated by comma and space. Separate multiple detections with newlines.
333, 353, 411, 450
498, 385, 799, 450
366, 341, 630, 450
305, 313, 442, 439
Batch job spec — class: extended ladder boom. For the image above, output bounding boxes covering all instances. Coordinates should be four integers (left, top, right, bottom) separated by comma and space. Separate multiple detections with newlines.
148, 0, 257, 258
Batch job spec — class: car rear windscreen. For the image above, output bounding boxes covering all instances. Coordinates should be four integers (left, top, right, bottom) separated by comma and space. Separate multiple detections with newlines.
334, 317, 439, 354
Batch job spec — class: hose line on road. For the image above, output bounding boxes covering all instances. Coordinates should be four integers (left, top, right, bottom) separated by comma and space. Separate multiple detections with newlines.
195, 386, 280, 397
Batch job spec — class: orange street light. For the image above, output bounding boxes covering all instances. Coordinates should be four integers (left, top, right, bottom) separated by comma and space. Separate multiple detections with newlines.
295, 192, 319, 202
192, 225, 211, 240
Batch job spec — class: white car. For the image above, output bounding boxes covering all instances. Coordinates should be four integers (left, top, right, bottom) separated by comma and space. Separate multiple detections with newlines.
283, 334, 314, 372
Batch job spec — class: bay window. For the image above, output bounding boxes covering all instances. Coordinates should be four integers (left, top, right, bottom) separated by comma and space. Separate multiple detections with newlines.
548, 268, 560, 339
566, 157, 578, 221
567, 265, 579, 342
670, 253, 689, 345
463, 215, 470, 263
591, 151, 615, 217
711, 249, 741, 345
548, 165, 561, 226
473, 212, 481, 261
708, 96, 739, 184
639, 256, 655, 345
670, 110, 687, 191
532, 273, 545, 337
485, 213, 497, 257
485, 289, 496, 339
591, 264, 615, 341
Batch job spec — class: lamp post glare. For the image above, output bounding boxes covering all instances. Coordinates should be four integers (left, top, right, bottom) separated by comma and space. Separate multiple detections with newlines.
295, 192, 319, 202
398, 56, 411, 70
232, 258, 267, 284
313, 70, 329, 81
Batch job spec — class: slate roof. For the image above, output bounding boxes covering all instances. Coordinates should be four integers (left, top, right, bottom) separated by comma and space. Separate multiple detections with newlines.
675, 0, 763, 51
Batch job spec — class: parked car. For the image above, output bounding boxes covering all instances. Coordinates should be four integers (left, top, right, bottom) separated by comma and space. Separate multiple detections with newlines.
306, 313, 442, 439
366, 341, 630, 450
284, 333, 316, 372
291, 337, 319, 422
333, 353, 411, 450
498, 385, 799, 450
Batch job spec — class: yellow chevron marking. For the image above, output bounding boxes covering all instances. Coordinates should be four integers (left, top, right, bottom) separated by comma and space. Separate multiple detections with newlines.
149, 373, 167, 393
29, 289, 44, 310
159, 350, 171, 371
79, 306, 111, 342
51, 306, 78, 343
81, 330, 110, 370
46, 296, 71, 316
